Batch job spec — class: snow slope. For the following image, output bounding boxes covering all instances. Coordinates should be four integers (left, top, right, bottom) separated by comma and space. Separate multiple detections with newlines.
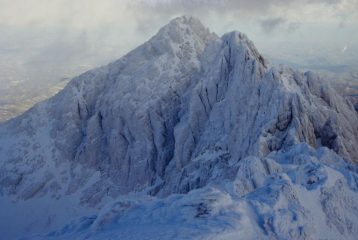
25, 144, 358, 240
0, 16, 358, 239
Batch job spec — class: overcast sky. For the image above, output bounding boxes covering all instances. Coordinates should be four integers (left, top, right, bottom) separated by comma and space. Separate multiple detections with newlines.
0, 0, 357, 87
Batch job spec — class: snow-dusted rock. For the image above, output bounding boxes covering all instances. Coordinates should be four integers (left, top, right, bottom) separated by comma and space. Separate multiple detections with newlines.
0, 16, 358, 239
27, 144, 358, 240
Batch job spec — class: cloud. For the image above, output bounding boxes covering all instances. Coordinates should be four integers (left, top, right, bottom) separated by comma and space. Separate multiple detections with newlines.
0, 0, 355, 35
260, 18, 287, 33
259, 18, 302, 34
131, 0, 352, 17
127, 0, 357, 37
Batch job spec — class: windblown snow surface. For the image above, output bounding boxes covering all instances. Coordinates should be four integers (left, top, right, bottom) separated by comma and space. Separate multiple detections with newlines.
1, 16, 358, 240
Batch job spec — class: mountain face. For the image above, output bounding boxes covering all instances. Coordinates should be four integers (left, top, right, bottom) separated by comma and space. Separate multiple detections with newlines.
1, 16, 358, 240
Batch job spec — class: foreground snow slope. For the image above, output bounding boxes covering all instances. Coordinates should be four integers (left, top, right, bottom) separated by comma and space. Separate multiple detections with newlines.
0, 16, 358, 239
29, 144, 358, 240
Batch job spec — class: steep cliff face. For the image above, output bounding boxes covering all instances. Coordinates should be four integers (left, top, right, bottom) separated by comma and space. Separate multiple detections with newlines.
0, 17, 219, 200
56, 16, 218, 193
0, 16, 358, 239
158, 30, 358, 195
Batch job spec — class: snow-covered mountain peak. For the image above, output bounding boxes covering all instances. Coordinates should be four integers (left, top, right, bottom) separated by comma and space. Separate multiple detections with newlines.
1, 16, 358, 240
222, 30, 250, 46
221, 30, 267, 68
149, 16, 217, 55
159, 15, 215, 40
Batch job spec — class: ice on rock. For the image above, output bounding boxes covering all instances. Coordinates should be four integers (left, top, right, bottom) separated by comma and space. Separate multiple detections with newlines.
0, 16, 358, 239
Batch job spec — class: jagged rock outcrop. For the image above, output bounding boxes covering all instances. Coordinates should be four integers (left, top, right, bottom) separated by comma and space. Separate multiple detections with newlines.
0, 16, 358, 240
